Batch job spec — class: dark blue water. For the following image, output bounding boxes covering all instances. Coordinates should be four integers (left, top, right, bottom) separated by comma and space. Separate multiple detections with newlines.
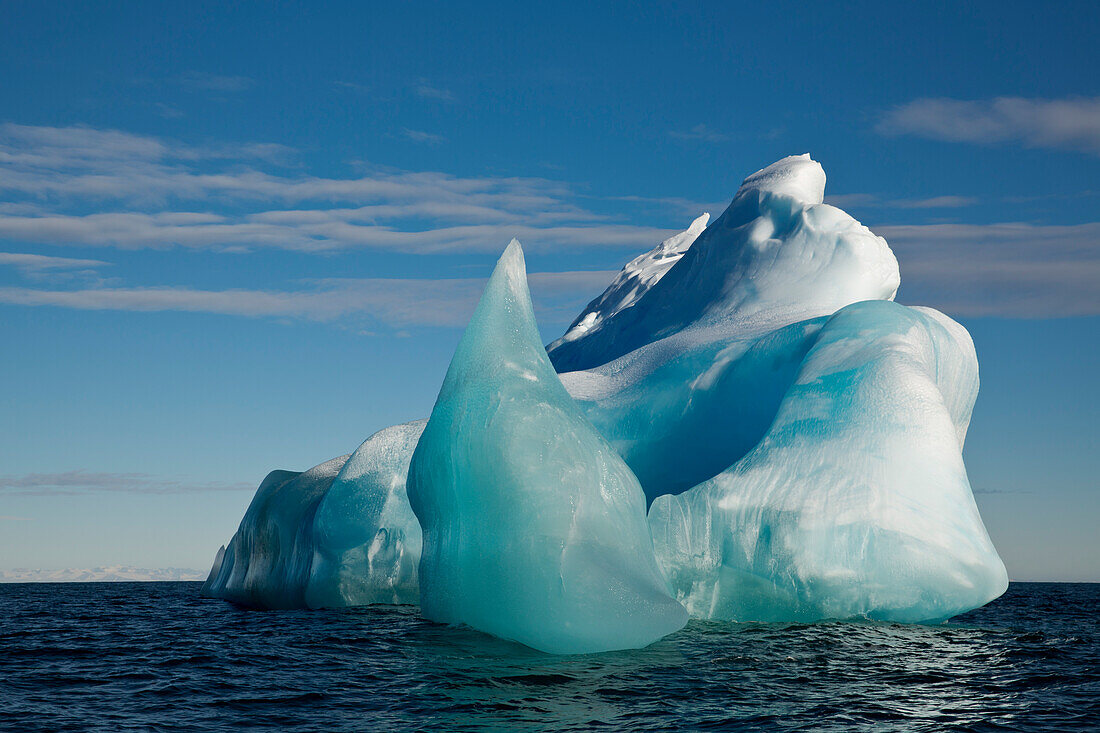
1, 583, 1097, 732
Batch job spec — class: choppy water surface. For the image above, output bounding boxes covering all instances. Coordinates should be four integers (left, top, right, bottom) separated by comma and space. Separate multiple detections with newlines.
1, 582, 1097, 731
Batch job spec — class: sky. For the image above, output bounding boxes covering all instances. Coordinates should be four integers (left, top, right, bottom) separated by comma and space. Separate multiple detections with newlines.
0, 1, 1097, 582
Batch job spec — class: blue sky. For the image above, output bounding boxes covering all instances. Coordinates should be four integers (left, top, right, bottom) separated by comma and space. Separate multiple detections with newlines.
0, 1, 1097, 581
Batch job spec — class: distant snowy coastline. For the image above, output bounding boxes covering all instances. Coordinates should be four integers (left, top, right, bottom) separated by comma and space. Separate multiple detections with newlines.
0, 566, 207, 583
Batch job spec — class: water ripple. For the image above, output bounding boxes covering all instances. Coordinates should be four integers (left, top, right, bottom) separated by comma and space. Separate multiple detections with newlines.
1, 582, 1097, 731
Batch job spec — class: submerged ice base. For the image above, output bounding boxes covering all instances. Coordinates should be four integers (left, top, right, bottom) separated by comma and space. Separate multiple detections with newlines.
205, 153, 1007, 649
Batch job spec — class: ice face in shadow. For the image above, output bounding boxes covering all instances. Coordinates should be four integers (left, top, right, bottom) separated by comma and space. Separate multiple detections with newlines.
201, 456, 347, 609
547, 155, 900, 372
648, 300, 1008, 623
203, 424, 425, 609
406, 240, 687, 654
305, 420, 426, 608
564, 319, 825, 503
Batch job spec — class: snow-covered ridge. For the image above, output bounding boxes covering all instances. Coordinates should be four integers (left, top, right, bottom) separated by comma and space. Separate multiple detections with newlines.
549, 213, 710, 350
547, 154, 900, 372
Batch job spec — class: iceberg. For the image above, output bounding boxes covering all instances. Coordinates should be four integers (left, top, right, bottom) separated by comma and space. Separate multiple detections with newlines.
204, 153, 1006, 646
558, 155, 1006, 621
406, 241, 687, 654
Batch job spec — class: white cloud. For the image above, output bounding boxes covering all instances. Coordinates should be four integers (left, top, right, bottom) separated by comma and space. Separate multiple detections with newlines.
0, 270, 618, 329
0, 123, 675, 253
2, 219, 1097, 321
2, 123, 1095, 320
402, 128, 446, 145
0, 210, 673, 253
824, 194, 978, 209
606, 194, 726, 219
0, 252, 109, 273
893, 196, 978, 209
877, 97, 1100, 154
0, 567, 208, 582
882, 222, 1100, 317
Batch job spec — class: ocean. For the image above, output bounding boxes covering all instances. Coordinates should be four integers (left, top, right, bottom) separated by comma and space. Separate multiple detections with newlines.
1, 582, 1096, 731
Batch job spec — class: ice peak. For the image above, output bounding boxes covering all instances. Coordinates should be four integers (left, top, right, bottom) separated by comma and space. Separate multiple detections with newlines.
737, 153, 826, 205
490, 238, 532, 305
686, 212, 710, 236
498, 237, 526, 275
547, 155, 898, 372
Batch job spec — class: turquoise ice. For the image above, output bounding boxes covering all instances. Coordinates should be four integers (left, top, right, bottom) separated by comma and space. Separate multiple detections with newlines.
648, 301, 1008, 622
406, 241, 687, 654
305, 420, 425, 608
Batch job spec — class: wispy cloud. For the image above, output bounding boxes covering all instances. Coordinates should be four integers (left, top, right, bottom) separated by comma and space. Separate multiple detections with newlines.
0, 123, 294, 170
0, 211, 672, 254
0, 471, 254, 496
883, 221, 1100, 317
0, 270, 617, 329
402, 128, 445, 145
825, 193, 978, 209
605, 194, 725, 219
3, 122, 1095, 321
669, 124, 728, 142
0, 252, 109, 274
894, 195, 978, 209
877, 97, 1100, 154
414, 82, 455, 101
0, 123, 673, 254
179, 71, 254, 92
0, 567, 208, 581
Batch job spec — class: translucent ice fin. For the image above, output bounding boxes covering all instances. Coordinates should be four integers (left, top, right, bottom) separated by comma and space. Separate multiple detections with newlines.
306, 420, 426, 608
408, 240, 687, 654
